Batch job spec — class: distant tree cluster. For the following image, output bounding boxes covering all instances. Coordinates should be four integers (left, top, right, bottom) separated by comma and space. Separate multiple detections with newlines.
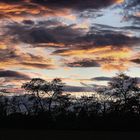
0, 73, 140, 130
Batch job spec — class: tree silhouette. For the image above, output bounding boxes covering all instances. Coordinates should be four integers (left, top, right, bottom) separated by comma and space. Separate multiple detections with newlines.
108, 73, 140, 103
47, 78, 65, 113
22, 78, 65, 114
107, 73, 140, 114
95, 86, 113, 116
0, 73, 139, 130
94, 73, 140, 115
22, 78, 47, 111
0, 95, 9, 117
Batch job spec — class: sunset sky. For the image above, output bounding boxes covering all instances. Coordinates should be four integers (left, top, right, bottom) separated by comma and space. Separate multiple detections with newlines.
0, 0, 140, 89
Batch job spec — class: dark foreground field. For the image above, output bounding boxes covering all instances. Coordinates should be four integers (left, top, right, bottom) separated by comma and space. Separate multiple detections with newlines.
0, 113, 140, 131
0, 129, 140, 140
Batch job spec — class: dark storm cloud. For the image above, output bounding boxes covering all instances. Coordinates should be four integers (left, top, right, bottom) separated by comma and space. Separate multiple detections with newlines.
30, 0, 121, 11
127, 15, 140, 25
6, 19, 140, 50
0, 0, 122, 21
37, 20, 63, 27
66, 59, 100, 68
91, 77, 112, 81
53, 28, 140, 56
22, 20, 35, 25
131, 59, 140, 64
92, 23, 140, 31
63, 85, 93, 92
21, 62, 55, 69
53, 49, 68, 55
27, 28, 56, 43
5, 20, 140, 65
120, 26, 140, 31
83, 24, 140, 47
6, 24, 56, 44
76, 31, 140, 47
0, 0, 22, 3
0, 70, 30, 80
6, 22, 85, 44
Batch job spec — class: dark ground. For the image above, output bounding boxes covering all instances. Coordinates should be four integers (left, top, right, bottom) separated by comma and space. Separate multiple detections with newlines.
0, 130, 140, 140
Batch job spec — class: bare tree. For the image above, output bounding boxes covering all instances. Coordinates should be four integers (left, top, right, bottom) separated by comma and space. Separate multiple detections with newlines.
22, 78, 47, 111
22, 78, 65, 114
47, 78, 65, 113
108, 73, 140, 106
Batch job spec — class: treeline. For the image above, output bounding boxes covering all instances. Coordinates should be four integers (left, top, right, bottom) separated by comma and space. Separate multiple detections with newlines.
0, 73, 140, 130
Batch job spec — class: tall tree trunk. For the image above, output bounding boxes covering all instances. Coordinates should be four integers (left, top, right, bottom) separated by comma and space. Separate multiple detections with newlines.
48, 97, 53, 113
124, 93, 127, 113
36, 91, 44, 112
103, 102, 106, 116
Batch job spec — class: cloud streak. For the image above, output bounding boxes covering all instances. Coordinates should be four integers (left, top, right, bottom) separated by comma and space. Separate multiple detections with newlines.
0, 70, 30, 80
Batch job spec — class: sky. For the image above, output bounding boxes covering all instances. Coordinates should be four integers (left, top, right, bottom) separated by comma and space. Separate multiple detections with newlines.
0, 0, 140, 90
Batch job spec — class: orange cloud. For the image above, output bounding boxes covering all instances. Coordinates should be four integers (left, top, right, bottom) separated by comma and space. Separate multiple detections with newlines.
61, 46, 134, 71
57, 46, 132, 59
37, 43, 65, 48
0, 2, 77, 22
116, 0, 124, 4
0, 44, 56, 70
0, 0, 123, 22
101, 59, 130, 71
134, 12, 140, 17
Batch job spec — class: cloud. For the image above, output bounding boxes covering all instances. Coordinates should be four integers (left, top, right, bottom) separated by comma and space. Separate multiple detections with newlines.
2, 0, 140, 89
65, 59, 100, 68
122, 0, 140, 25
6, 22, 86, 44
131, 58, 140, 64
0, 70, 30, 80
63, 85, 93, 92
6, 20, 140, 50
21, 62, 55, 69
130, 52, 140, 65
52, 25, 140, 56
49, 23, 140, 70
4, 20, 140, 71
77, 29, 140, 47
0, 0, 123, 22
58, 46, 132, 71
22, 20, 34, 25
30, 0, 123, 11
55, 46, 132, 61
0, 46, 55, 70
91, 77, 112, 81
0, 0, 140, 74
0, 1, 77, 22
